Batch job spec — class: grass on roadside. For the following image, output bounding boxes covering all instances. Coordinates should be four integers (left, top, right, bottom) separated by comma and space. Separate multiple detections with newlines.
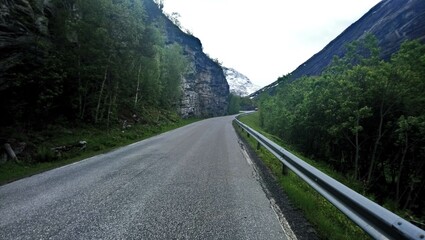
236, 112, 370, 240
0, 118, 200, 185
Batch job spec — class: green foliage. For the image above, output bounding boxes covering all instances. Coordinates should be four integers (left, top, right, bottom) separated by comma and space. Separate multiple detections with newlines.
235, 113, 369, 239
35, 146, 57, 163
227, 95, 257, 114
239, 96, 256, 111
258, 36, 425, 222
227, 94, 241, 114
0, 116, 200, 185
160, 43, 189, 109
1, 0, 189, 128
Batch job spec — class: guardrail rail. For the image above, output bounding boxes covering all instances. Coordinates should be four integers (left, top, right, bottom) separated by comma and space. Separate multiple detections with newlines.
234, 117, 425, 240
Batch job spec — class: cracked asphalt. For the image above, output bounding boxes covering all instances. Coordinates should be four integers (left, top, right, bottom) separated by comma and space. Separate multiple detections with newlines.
0, 115, 289, 239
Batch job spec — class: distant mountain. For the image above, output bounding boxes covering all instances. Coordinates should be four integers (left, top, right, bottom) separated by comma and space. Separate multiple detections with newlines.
223, 67, 260, 97
250, 0, 425, 98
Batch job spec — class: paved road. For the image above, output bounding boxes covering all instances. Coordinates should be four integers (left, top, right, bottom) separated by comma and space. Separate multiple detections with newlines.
0, 116, 289, 239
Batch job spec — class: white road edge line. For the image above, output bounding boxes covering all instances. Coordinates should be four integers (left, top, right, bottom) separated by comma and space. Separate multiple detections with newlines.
239, 140, 298, 240
270, 197, 298, 240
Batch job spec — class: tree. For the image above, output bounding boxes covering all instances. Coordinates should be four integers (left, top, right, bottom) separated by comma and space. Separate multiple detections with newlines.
227, 94, 241, 114
160, 44, 188, 109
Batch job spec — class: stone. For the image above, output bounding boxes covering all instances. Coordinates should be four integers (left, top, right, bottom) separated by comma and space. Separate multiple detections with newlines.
0, 0, 51, 86
142, 0, 230, 118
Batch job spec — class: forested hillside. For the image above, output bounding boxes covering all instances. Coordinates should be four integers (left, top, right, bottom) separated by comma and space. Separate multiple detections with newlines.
1, 0, 232, 130
258, 36, 425, 222
251, 0, 425, 98
0, 0, 190, 129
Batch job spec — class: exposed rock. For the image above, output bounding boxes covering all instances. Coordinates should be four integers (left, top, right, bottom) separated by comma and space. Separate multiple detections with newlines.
251, 0, 425, 97
1, 0, 229, 118
143, 0, 229, 117
0, 0, 52, 86
51, 140, 87, 157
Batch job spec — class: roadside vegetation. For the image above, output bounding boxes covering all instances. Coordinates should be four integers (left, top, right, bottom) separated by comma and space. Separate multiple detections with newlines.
227, 94, 257, 114
257, 36, 425, 227
235, 36, 425, 238
236, 112, 369, 239
0, 1, 193, 184
0, 111, 199, 185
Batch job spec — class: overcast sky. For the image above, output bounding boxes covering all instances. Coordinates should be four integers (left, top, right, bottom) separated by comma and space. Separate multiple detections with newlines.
163, 0, 381, 87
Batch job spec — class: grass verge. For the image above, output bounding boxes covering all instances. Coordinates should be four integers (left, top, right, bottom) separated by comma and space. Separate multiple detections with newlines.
236, 112, 370, 240
0, 118, 200, 185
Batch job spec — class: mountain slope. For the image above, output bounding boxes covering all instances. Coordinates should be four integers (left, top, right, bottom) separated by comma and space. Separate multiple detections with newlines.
251, 0, 425, 97
223, 67, 260, 97
142, 0, 229, 117
0, 0, 229, 125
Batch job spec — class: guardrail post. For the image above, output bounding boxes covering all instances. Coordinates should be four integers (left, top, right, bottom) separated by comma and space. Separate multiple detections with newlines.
247, 132, 250, 138
256, 141, 261, 150
281, 163, 288, 175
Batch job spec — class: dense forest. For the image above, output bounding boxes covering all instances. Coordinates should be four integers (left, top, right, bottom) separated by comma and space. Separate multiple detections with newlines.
227, 94, 256, 115
258, 35, 425, 221
0, 0, 188, 129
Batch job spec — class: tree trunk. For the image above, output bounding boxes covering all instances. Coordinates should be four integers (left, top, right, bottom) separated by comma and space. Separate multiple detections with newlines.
367, 101, 385, 185
403, 183, 415, 210
77, 43, 83, 119
354, 115, 360, 180
396, 132, 408, 205
134, 63, 142, 108
4, 143, 17, 161
107, 82, 119, 131
107, 94, 112, 131
95, 64, 109, 123
99, 92, 109, 122
80, 81, 89, 120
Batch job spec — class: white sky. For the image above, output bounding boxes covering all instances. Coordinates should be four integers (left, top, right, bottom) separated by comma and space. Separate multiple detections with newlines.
163, 0, 381, 87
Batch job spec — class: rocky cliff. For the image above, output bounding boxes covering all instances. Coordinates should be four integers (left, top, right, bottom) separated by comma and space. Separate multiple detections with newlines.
0, 0, 229, 118
142, 0, 229, 117
251, 0, 425, 97
0, 0, 52, 88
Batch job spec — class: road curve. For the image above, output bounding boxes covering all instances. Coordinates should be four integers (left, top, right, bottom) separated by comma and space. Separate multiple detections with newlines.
0, 115, 288, 239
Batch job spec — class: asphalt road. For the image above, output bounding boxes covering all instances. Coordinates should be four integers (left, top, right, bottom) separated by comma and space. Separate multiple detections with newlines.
0, 115, 290, 239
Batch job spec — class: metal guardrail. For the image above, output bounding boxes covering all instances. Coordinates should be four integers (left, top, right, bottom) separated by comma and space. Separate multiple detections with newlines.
234, 117, 425, 240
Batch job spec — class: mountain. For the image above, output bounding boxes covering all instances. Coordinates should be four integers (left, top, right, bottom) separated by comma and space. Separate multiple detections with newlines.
250, 0, 425, 98
0, 0, 229, 121
142, 0, 229, 117
223, 67, 260, 97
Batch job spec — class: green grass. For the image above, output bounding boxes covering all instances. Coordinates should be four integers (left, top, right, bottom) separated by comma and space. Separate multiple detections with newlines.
236, 112, 370, 240
0, 118, 200, 185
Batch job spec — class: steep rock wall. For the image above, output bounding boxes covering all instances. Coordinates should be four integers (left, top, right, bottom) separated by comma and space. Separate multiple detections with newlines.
0, 0, 52, 87
143, 0, 229, 117
1, 0, 229, 118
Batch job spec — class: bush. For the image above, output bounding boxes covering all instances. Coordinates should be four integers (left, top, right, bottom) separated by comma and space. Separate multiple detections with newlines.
35, 146, 57, 162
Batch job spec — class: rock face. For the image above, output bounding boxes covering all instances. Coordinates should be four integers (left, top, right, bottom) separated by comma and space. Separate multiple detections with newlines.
1, 0, 229, 118
251, 0, 425, 97
223, 67, 260, 97
0, 0, 52, 86
143, 0, 229, 118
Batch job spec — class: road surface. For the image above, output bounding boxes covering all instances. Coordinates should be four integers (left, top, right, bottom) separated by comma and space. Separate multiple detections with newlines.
0, 115, 290, 239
